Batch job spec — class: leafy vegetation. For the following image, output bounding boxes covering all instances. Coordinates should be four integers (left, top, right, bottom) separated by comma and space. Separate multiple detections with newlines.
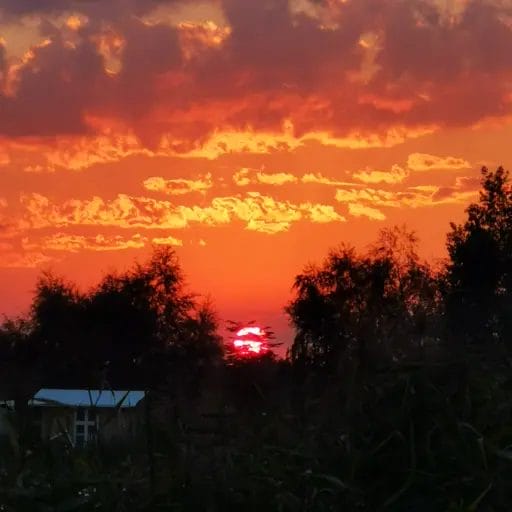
1, 167, 512, 511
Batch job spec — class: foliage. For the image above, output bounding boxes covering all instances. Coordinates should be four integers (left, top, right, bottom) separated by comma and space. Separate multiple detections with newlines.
446, 166, 512, 347
287, 225, 440, 372
25, 246, 223, 388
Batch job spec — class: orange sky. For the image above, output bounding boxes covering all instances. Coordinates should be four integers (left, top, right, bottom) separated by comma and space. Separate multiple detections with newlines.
1, 0, 512, 350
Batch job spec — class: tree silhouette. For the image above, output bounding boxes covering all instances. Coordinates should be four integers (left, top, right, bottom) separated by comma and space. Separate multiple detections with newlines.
29, 272, 89, 384
25, 246, 223, 388
446, 166, 512, 348
287, 226, 439, 373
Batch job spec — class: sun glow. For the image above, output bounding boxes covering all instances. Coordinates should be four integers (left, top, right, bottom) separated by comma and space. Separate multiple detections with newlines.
233, 326, 269, 357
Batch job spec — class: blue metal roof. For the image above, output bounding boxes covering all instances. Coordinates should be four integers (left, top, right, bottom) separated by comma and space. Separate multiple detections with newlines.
31, 389, 145, 408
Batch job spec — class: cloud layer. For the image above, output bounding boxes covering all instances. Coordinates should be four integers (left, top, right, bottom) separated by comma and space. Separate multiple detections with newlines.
1, 0, 511, 157
18, 190, 346, 235
0, 1, 500, 274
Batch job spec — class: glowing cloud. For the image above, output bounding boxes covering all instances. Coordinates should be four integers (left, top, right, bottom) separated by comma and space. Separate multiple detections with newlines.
335, 188, 401, 208
20, 192, 345, 235
301, 173, 354, 187
152, 236, 184, 246
304, 204, 346, 223
348, 203, 386, 221
233, 168, 252, 186
233, 168, 298, 186
1, 0, 511, 156
353, 165, 409, 184
178, 20, 232, 60
256, 171, 298, 186
22, 233, 148, 252
336, 178, 481, 213
143, 174, 213, 195
407, 153, 472, 172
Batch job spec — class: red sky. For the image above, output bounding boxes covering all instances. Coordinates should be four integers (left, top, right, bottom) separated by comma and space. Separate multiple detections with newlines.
1, 0, 512, 350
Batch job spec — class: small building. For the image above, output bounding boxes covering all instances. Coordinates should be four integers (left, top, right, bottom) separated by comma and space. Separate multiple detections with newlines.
30, 388, 145, 447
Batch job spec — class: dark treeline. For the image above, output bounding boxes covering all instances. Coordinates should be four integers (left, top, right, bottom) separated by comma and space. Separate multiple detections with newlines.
0, 247, 223, 393
2, 166, 512, 511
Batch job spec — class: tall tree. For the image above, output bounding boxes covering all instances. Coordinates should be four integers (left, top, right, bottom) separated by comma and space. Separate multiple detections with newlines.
445, 166, 512, 347
287, 226, 439, 372
28, 247, 223, 388
30, 271, 88, 383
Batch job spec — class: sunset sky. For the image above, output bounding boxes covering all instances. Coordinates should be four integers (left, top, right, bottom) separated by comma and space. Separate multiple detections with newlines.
1, 0, 512, 348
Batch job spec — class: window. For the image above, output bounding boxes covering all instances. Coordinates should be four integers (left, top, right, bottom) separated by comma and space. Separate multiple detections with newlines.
74, 408, 98, 447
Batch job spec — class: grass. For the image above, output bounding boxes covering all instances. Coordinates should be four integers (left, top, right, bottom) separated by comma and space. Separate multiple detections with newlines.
1, 354, 512, 511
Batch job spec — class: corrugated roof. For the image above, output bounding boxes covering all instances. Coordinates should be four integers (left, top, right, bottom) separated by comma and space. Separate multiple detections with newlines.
31, 389, 145, 408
